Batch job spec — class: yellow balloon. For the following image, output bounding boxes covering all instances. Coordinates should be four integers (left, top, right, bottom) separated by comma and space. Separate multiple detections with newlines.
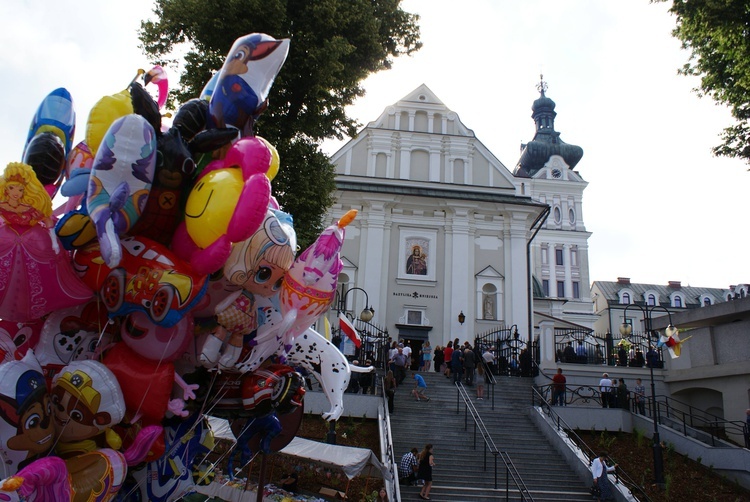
184, 168, 244, 248
257, 136, 280, 181
85, 90, 134, 155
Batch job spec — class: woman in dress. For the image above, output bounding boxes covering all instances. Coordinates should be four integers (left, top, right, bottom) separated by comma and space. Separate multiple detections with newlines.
591, 452, 617, 501
420, 341, 432, 372
417, 443, 435, 500
0, 163, 91, 322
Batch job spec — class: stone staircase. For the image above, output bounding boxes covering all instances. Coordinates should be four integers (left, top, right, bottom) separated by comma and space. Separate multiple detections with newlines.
389, 370, 592, 502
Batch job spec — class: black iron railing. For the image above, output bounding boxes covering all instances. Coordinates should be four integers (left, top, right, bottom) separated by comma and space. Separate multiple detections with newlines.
455, 381, 534, 501
531, 386, 653, 502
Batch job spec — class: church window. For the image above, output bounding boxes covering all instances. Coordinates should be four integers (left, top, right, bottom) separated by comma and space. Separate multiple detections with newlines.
555, 248, 563, 266
556, 281, 565, 298
573, 282, 580, 299
553, 206, 561, 224
407, 310, 423, 325
542, 280, 550, 297
569, 208, 575, 224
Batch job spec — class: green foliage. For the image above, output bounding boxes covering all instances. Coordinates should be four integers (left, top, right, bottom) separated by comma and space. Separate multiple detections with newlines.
657, 0, 750, 163
664, 472, 673, 498
633, 427, 645, 448
597, 430, 617, 451
139, 0, 421, 247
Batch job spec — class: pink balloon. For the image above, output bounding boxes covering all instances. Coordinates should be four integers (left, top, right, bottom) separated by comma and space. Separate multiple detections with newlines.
120, 311, 193, 362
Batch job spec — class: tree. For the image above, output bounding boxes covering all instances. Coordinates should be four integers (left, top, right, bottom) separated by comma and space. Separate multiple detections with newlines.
658, 0, 750, 163
139, 0, 421, 246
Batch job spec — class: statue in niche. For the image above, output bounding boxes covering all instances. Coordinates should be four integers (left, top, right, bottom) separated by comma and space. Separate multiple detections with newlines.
483, 294, 495, 320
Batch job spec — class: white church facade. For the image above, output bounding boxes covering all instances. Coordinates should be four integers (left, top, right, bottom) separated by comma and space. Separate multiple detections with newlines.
325, 82, 593, 367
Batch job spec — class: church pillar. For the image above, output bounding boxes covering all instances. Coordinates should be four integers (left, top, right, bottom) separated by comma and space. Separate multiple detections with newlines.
504, 212, 531, 340
538, 319, 556, 371
448, 208, 472, 344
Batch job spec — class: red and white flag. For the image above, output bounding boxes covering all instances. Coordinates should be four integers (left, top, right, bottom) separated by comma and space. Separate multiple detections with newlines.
339, 312, 361, 348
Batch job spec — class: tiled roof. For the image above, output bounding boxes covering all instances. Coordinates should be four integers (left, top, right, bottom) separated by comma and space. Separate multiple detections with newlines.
592, 280, 729, 307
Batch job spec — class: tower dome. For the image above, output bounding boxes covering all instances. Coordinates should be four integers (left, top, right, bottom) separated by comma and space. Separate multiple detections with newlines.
514, 77, 583, 178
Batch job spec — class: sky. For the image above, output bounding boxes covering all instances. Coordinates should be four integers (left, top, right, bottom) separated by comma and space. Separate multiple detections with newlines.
0, 1, 745, 290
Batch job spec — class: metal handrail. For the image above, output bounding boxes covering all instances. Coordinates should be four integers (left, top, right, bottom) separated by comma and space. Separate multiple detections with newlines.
379, 377, 400, 502
478, 359, 497, 411
535, 384, 750, 448
455, 381, 534, 501
655, 394, 748, 448
531, 386, 653, 502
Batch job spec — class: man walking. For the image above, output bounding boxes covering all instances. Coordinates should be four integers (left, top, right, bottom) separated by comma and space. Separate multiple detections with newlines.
392, 347, 408, 385
411, 372, 430, 401
552, 368, 566, 406
463, 347, 476, 386
451, 346, 463, 385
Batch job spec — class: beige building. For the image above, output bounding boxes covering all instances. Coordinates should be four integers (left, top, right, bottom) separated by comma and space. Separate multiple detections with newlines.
326, 83, 594, 361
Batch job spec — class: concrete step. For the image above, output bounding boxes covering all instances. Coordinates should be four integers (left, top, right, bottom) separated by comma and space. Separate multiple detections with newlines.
388, 374, 592, 502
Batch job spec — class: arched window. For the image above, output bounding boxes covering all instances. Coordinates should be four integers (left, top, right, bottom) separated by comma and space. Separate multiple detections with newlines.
703, 297, 711, 306
673, 296, 683, 308
647, 294, 656, 306
622, 292, 630, 305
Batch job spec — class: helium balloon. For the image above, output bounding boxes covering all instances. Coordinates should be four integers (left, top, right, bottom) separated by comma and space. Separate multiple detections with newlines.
0, 162, 92, 323
127, 127, 195, 245
102, 343, 194, 424
65, 448, 127, 502
35, 300, 113, 383
172, 98, 209, 140
120, 311, 193, 363
86, 114, 157, 268
0, 319, 43, 361
143, 65, 169, 109
22, 132, 66, 192
24, 87, 75, 156
174, 137, 272, 275
129, 413, 213, 502
50, 360, 126, 456
279, 210, 356, 342
74, 236, 208, 328
0, 351, 54, 478
85, 90, 133, 156
208, 33, 289, 135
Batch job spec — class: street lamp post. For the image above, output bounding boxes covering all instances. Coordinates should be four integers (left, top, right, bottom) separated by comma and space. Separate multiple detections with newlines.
619, 304, 676, 487
327, 285, 375, 444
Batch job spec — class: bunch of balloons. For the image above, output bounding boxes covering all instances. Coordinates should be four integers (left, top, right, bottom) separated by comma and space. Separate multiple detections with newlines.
0, 33, 369, 502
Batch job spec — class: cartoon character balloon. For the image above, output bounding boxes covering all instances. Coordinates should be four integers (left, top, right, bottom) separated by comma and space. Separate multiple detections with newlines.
35, 300, 114, 384
279, 209, 357, 341
74, 236, 208, 327
0, 162, 91, 322
86, 114, 157, 268
171, 136, 273, 275
208, 33, 290, 135
50, 360, 126, 458
0, 351, 54, 478
200, 209, 296, 369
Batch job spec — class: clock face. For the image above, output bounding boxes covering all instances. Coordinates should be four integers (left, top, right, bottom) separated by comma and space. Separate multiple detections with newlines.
551, 168, 562, 179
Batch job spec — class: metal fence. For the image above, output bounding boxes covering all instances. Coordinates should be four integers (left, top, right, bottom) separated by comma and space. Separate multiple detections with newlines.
554, 329, 664, 368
